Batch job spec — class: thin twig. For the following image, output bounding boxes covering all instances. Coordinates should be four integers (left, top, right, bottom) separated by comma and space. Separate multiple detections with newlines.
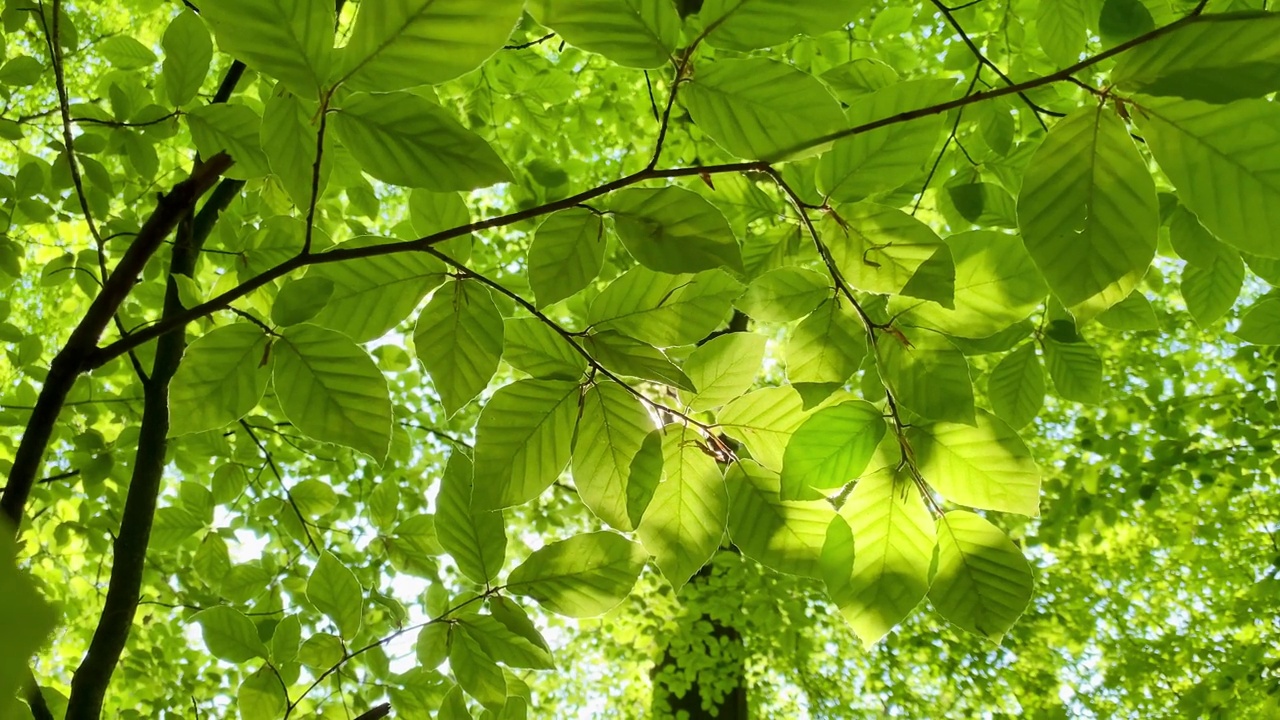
503, 32, 555, 50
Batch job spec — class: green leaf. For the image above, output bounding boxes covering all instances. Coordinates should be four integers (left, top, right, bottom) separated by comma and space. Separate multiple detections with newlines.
1017, 106, 1158, 318
152, 506, 207, 549
369, 479, 400, 532
0, 56, 44, 87
781, 400, 886, 500
331, 92, 511, 191
717, 385, 813, 472
910, 410, 1042, 516
162, 10, 212, 106
503, 317, 587, 380
588, 266, 743, 347
583, 330, 695, 391
878, 328, 975, 424
298, 632, 344, 668
290, 479, 338, 518
272, 323, 393, 460
100, 36, 157, 69
239, 667, 287, 720
530, 0, 680, 68
1042, 334, 1103, 403
820, 58, 899, 99
438, 684, 472, 719
339, 0, 525, 90
1112, 11, 1280, 102
683, 332, 767, 411
416, 623, 449, 669
986, 343, 1045, 430
1183, 254, 1244, 329
449, 629, 507, 710
627, 429, 665, 528
1098, 0, 1154, 45
573, 381, 654, 531
699, 0, 867, 51
473, 379, 580, 509
309, 237, 448, 342
727, 460, 835, 578
895, 231, 1047, 339
606, 186, 742, 274
682, 58, 845, 161
1036, 0, 1086, 68
437, 452, 507, 585
636, 424, 729, 589
307, 551, 364, 639
458, 615, 554, 670
928, 511, 1034, 643
261, 89, 330, 211
734, 266, 830, 322
835, 471, 934, 648
1136, 96, 1280, 259
270, 614, 302, 664
528, 208, 606, 307
506, 531, 648, 616
784, 298, 868, 385
1236, 296, 1280, 344
200, 0, 333, 99
0, 530, 56, 702
169, 323, 271, 436
414, 279, 505, 415
271, 276, 333, 327
1095, 290, 1159, 331
186, 104, 270, 178
192, 606, 268, 663
817, 79, 956, 201
823, 203, 955, 304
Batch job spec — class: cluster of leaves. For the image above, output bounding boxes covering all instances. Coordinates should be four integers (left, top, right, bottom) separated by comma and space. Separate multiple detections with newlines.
2, 0, 1279, 717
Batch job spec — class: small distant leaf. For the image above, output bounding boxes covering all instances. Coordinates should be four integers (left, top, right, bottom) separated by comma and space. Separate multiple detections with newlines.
928, 511, 1034, 642
307, 551, 364, 639
607, 186, 742, 274
332, 92, 511, 191
528, 208, 606, 307
272, 324, 393, 460
99, 36, 157, 70
414, 279, 505, 415
192, 606, 268, 663
506, 531, 648, 617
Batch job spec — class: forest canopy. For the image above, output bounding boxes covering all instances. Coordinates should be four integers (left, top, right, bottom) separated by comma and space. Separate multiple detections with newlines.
1, 0, 1278, 717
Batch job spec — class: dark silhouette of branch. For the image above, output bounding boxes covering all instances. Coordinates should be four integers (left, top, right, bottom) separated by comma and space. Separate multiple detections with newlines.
504, 32, 555, 50
353, 703, 391, 720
